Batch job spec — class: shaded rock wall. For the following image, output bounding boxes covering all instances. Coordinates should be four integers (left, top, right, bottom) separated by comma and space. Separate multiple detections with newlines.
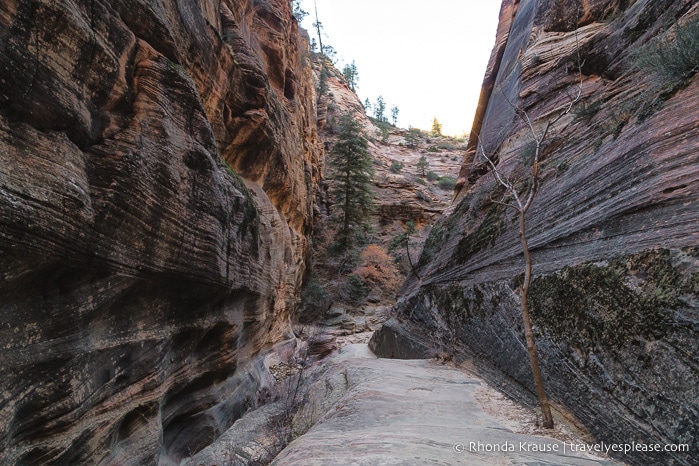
0, 0, 320, 464
388, 1, 699, 464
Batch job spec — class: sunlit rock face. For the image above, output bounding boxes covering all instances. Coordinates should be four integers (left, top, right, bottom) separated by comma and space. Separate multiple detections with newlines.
379, 0, 699, 464
0, 0, 320, 463
316, 62, 461, 231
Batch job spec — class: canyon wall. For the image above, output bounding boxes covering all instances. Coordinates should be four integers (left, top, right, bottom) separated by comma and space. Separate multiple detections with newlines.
0, 0, 320, 464
378, 0, 699, 464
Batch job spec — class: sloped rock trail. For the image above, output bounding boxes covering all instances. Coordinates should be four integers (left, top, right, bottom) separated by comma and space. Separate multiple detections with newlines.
271, 344, 619, 466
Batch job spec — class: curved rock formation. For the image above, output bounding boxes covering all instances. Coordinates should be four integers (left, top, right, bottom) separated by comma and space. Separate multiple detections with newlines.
377, 1, 699, 465
0, 0, 320, 464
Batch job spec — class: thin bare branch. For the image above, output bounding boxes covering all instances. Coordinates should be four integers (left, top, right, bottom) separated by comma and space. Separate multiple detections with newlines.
478, 145, 510, 190
476, 138, 525, 211
473, 17, 586, 430
489, 196, 522, 212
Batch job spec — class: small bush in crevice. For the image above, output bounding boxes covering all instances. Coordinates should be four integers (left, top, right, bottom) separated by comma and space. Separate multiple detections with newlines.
438, 176, 457, 190
405, 128, 421, 148
437, 142, 459, 151
634, 15, 699, 89
345, 274, 368, 305
573, 98, 604, 120
389, 160, 404, 173
426, 171, 440, 182
298, 278, 332, 322
623, 16, 699, 122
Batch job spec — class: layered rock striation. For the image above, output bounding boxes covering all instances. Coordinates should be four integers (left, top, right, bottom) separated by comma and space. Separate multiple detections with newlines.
379, 1, 699, 464
0, 0, 320, 464
317, 63, 460, 231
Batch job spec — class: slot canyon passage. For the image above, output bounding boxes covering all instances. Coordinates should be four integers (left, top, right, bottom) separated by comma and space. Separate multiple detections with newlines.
0, 0, 697, 464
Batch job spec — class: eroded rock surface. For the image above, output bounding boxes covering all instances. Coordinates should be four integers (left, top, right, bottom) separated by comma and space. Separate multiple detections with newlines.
380, 1, 699, 465
271, 345, 619, 466
317, 61, 461, 230
0, 0, 320, 463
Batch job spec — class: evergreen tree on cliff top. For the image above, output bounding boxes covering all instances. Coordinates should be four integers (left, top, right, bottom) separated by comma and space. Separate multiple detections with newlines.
329, 113, 375, 250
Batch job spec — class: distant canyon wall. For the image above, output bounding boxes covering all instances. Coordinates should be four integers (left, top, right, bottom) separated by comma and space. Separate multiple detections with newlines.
0, 0, 320, 463
384, 0, 699, 464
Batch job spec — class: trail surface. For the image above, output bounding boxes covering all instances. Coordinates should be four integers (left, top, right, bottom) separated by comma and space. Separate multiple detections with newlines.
271, 344, 621, 465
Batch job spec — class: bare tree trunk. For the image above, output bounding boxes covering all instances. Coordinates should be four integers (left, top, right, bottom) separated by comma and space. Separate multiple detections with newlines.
343, 170, 350, 245
313, 1, 324, 56
405, 241, 421, 280
476, 25, 582, 428
519, 211, 554, 428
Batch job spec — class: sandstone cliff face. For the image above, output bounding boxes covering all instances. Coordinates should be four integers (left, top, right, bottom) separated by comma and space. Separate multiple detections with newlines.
318, 64, 460, 231
0, 0, 320, 464
384, 1, 699, 464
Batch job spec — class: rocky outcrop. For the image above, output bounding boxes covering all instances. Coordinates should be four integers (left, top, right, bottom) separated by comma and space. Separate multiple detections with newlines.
377, 1, 699, 465
0, 0, 320, 464
368, 318, 435, 360
371, 136, 463, 226
317, 64, 461, 233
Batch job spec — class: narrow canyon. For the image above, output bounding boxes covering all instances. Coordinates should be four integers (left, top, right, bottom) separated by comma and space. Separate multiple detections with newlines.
0, 0, 696, 465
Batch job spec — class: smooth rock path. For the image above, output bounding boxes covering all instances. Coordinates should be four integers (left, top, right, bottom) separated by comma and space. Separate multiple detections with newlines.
271, 344, 621, 466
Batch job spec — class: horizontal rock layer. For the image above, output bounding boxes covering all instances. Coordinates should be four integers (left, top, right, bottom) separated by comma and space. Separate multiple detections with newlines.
318, 64, 459, 231
392, 1, 699, 465
0, 0, 320, 464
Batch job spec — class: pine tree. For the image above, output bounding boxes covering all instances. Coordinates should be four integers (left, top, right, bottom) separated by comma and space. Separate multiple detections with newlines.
291, 0, 308, 21
391, 106, 399, 126
431, 117, 442, 136
374, 96, 387, 122
342, 60, 359, 91
417, 155, 429, 176
329, 113, 375, 249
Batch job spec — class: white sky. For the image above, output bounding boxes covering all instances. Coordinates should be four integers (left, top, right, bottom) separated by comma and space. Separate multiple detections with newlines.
298, 1, 502, 136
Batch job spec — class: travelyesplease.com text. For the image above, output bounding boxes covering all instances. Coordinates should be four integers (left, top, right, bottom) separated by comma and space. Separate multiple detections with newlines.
453, 440, 690, 456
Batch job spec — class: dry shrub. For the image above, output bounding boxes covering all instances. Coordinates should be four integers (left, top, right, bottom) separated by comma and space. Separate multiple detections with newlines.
350, 245, 401, 298
360, 244, 393, 268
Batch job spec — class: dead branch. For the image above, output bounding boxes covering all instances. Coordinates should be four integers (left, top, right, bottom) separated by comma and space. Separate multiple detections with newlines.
472, 23, 584, 430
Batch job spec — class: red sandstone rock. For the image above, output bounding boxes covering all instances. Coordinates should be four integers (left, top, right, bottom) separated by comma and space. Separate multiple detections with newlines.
0, 0, 320, 463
